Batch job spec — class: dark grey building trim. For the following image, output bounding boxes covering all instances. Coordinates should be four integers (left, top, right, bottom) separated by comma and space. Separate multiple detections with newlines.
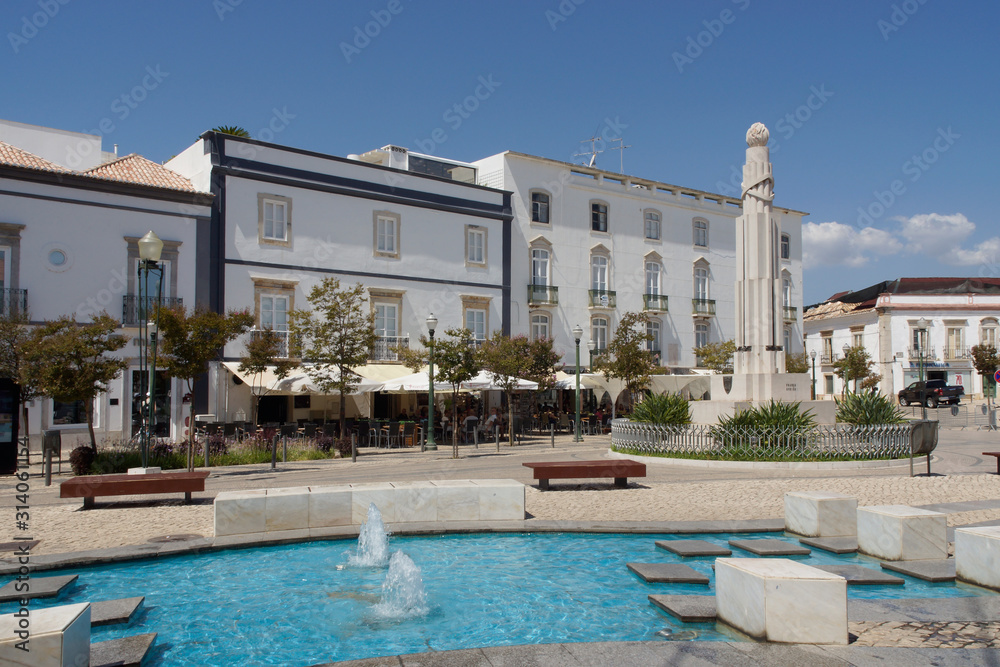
0, 188, 211, 221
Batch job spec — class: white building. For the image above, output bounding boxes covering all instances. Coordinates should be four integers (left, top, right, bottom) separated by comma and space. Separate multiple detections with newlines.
472, 151, 807, 370
0, 122, 212, 449
167, 134, 511, 423
803, 278, 1000, 399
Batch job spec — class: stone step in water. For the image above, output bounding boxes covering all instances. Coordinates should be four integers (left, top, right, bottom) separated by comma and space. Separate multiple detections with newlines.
0, 574, 77, 602
880, 559, 956, 582
728, 539, 810, 556
91, 632, 157, 667
648, 594, 717, 622
626, 563, 709, 584
798, 536, 858, 554
91, 597, 144, 627
812, 564, 904, 586
654, 539, 732, 557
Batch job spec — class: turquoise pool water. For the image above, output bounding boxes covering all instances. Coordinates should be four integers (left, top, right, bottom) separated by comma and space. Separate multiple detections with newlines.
4, 532, 994, 666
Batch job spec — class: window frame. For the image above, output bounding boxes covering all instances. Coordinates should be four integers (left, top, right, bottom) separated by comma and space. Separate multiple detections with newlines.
645, 261, 661, 296
646, 319, 661, 354
373, 210, 401, 259
591, 316, 609, 351
531, 247, 550, 286
258, 193, 292, 246
644, 209, 661, 241
590, 200, 609, 233
530, 190, 551, 225
50, 397, 89, 430
531, 312, 551, 341
695, 321, 709, 349
694, 265, 710, 301
465, 225, 487, 267
590, 255, 608, 291
780, 233, 790, 260
693, 218, 709, 247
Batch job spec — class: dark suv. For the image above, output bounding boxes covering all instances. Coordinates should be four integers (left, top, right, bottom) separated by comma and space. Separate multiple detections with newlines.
898, 380, 964, 408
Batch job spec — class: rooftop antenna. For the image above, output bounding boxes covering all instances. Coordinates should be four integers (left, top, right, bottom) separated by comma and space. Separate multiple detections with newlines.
573, 136, 603, 168
610, 137, 631, 173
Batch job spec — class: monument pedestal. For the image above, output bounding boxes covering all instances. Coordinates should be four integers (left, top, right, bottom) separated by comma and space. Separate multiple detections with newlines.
711, 373, 811, 403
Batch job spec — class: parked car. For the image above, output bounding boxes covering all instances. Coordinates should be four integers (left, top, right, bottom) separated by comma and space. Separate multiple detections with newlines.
898, 380, 965, 408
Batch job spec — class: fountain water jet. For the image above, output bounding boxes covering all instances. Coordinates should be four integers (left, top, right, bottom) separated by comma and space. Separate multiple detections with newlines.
372, 551, 429, 619
349, 503, 390, 567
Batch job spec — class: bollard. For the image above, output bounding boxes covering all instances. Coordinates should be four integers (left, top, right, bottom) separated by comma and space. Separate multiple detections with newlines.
420, 426, 425, 452
44, 449, 52, 487
474, 427, 479, 449
550, 424, 555, 449
351, 433, 357, 463
204, 436, 210, 468
271, 434, 278, 469
495, 427, 499, 450
282, 436, 287, 463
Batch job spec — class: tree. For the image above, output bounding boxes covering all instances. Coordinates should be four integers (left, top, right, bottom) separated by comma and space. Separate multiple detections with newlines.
785, 351, 810, 374
694, 339, 735, 374
157, 306, 253, 470
403, 328, 479, 458
237, 329, 295, 426
478, 333, 559, 448
290, 279, 376, 440
971, 344, 1000, 407
0, 309, 40, 457
23, 313, 128, 451
594, 311, 654, 410
833, 345, 880, 395
212, 125, 251, 137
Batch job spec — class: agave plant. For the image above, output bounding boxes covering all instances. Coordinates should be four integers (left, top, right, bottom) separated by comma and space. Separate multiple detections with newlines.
835, 391, 908, 425
712, 400, 816, 455
631, 392, 691, 425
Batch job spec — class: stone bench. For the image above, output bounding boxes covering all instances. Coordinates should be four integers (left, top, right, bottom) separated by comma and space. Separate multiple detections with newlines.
214, 479, 525, 537
0, 601, 90, 666
857, 505, 947, 561
784, 491, 857, 538
955, 525, 1000, 591
715, 558, 847, 645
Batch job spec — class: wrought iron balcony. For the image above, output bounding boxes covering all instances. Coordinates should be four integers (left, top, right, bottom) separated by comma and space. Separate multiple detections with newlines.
783, 306, 798, 322
370, 335, 409, 362
820, 352, 834, 364
643, 294, 669, 312
0, 288, 27, 317
249, 328, 292, 359
122, 295, 183, 326
691, 298, 716, 316
944, 346, 971, 360
588, 289, 616, 308
907, 346, 936, 361
527, 284, 558, 306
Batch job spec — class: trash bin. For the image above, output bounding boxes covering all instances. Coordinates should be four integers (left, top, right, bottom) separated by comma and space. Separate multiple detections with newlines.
909, 419, 939, 476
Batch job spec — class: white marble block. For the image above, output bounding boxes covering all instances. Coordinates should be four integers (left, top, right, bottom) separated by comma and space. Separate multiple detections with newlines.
265, 487, 310, 532
391, 482, 438, 523
476, 479, 525, 521
351, 482, 397, 524
214, 489, 266, 536
0, 602, 91, 667
784, 491, 857, 537
433, 480, 480, 521
715, 558, 847, 645
955, 526, 1000, 591
308, 485, 352, 528
857, 505, 947, 561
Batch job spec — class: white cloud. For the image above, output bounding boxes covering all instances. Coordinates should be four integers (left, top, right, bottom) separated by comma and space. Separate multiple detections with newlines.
895, 213, 1000, 266
802, 221, 901, 267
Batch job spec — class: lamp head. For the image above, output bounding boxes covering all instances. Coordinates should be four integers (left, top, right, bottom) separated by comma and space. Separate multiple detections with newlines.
138, 230, 164, 262
572, 324, 583, 342
587, 339, 596, 352
810, 349, 816, 359
426, 313, 438, 333
843, 343, 850, 353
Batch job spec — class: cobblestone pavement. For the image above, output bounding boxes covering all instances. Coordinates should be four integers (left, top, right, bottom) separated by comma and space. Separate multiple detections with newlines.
850, 621, 1000, 648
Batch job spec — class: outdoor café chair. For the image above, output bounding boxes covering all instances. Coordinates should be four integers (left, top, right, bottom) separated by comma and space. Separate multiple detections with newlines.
302, 423, 317, 439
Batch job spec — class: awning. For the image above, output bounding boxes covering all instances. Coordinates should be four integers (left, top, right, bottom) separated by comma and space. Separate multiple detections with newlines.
222, 362, 385, 395
462, 370, 538, 391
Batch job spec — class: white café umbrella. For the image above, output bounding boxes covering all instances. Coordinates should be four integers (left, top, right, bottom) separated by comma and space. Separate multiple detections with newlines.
379, 371, 459, 394
461, 370, 538, 391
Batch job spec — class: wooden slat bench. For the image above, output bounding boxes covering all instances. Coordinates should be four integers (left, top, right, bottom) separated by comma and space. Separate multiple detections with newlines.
60, 471, 211, 509
523, 460, 646, 490
983, 452, 1000, 475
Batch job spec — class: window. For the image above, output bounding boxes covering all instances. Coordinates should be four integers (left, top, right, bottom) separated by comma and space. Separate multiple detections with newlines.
693, 219, 708, 247
258, 194, 292, 245
646, 320, 661, 354
260, 294, 289, 333
644, 210, 661, 240
911, 326, 928, 352
946, 326, 965, 358
52, 399, 87, 426
466, 226, 486, 266
374, 213, 399, 257
694, 266, 709, 301
783, 278, 792, 309
252, 278, 296, 358
374, 303, 398, 338
531, 313, 550, 341
695, 322, 709, 349
981, 318, 998, 348
531, 248, 549, 286
591, 202, 608, 233
592, 317, 608, 351
784, 328, 792, 353
645, 262, 661, 295
591, 256, 608, 291
465, 309, 486, 342
852, 331, 864, 348
530, 191, 550, 224
824, 374, 835, 395
780, 233, 790, 260
822, 336, 833, 361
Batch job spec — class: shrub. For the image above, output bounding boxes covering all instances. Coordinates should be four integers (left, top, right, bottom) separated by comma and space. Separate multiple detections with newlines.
315, 434, 335, 453
631, 393, 691, 425
69, 446, 96, 476
836, 391, 908, 425
712, 400, 816, 455
335, 437, 352, 458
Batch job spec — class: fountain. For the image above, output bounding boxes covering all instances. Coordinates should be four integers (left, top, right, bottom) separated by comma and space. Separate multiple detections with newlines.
349, 503, 390, 567
372, 551, 429, 619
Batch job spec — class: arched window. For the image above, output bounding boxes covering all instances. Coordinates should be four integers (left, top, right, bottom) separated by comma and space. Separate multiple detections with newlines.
591, 255, 608, 291
531, 248, 549, 286
531, 312, 550, 341
645, 261, 661, 296
981, 317, 998, 348
694, 266, 709, 301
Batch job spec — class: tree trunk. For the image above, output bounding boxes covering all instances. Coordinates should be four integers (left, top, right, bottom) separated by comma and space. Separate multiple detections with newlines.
86, 399, 98, 452
187, 381, 196, 472
339, 387, 347, 442
507, 391, 515, 448
452, 389, 459, 459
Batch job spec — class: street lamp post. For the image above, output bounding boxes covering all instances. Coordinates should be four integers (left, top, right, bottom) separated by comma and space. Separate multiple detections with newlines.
918, 317, 929, 420
573, 324, 583, 443
137, 230, 164, 469
425, 313, 438, 450
810, 349, 817, 400
842, 343, 851, 395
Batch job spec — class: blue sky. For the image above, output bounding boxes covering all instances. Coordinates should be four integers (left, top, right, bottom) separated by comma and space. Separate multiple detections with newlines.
3, 0, 996, 304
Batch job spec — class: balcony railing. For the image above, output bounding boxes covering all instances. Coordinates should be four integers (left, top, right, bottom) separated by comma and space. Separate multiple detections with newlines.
820, 352, 834, 364
944, 346, 971, 360
783, 306, 798, 322
0, 288, 27, 317
589, 289, 616, 308
371, 335, 409, 362
692, 298, 716, 316
907, 346, 937, 361
249, 328, 291, 359
122, 295, 183, 326
643, 294, 669, 312
527, 284, 558, 306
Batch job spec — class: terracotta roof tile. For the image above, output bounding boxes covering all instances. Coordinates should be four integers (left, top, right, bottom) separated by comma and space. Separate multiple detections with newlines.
84, 153, 196, 192
0, 140, 72, 173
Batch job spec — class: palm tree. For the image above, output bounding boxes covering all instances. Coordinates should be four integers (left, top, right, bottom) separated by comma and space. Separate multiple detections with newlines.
212, 125, 250, 137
